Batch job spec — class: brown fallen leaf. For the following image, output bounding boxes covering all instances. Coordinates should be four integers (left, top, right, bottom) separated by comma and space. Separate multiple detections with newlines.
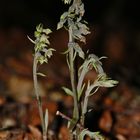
0, 131, 10, 139
99, 110, 113, 132
0, 96, 6, 106
10, 132, 24, 140
59, 125, 70, 140
116, 134, 127, 140
23, 133, 34, 140
103, 97, 114, 107
6, 57, 31, 76
8, 75, 46, 103
28, 125, 42, 140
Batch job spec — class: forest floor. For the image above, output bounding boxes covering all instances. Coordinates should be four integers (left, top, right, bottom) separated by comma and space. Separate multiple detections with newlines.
0, 28, 140, 140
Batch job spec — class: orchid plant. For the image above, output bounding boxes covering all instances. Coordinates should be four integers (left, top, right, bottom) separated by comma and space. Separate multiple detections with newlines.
28, 24, 55, 140
28, 0, 118, 139
57, 0, 118, 139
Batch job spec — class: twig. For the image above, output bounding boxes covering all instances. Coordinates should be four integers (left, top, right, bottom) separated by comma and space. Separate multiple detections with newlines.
56, 111, 83, 130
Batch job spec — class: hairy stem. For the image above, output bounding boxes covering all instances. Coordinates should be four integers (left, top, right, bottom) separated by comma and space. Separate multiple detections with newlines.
33, 55, 47, 140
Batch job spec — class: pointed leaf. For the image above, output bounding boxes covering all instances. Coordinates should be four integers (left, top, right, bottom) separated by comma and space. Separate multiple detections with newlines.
28, 125, 42, 140
78, 83, 85, 101
66, 54, 70, 69
61, 48, 70, 54
97, 80, 118, 87
57, 22, 64, 30
89, 87, 99, 97
73, 43, 85, 59
62, 0, 72, 4
40, 34, 50, 44
34, 31, 41, 38
37, 72, 46, 77
79, 129, 104, 140
45, 48, 55, 58
60, 12, 68, 20
43, 28, 52, 34
45, 109, 49, 132
62, 87, 73, 97
36, 24, 43, 32
27, 36, 35, 44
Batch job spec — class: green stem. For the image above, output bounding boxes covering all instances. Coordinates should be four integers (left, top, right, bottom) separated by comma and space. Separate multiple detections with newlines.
74, 0, 81, 4
33, 55, 47, 140
68, 26, 79, 129
81, 84, 95, 126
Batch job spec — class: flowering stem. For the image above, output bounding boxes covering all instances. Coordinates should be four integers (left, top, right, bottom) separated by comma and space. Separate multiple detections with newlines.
33, 54, 47, 140
68, 27, 79, 131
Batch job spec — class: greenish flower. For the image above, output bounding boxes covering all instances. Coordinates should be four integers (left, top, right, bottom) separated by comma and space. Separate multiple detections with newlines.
62, 0, 72, 4
94, 73, 118, 87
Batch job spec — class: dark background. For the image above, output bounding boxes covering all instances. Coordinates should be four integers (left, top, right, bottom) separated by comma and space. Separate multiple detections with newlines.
0, 0, 140, 87
0, 0, 139, 30
0, 1, 140, 139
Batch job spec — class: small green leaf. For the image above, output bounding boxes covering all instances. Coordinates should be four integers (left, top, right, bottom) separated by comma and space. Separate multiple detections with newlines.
57, 22, 63, 30
62, 0, 72, 4
44, 48, 55, 58
45, 109, 49, 132
88, 109, 93, 113
34, 31, 41, 38
79, 129, 104, 140
37, 72, 46, 77
99, 56, 107, 60
73, 43, 85, 59
43, 28, 52, 34
27, 36, 35, 44
97, 80, 118, 87
62, 87, 73, 97
78, 49, 85, 59
94, 73, 118, 88
36, 24, 43, 32
89, 87, 99, 96
78, 83, 85, 101
61, 48, 70, 54
60, 12, 68, 20
73, 51, 77, 61
66, 54, 70, 69
57, 12, 68, 30
40, 34, 50, 45
37, 56, 48, 64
